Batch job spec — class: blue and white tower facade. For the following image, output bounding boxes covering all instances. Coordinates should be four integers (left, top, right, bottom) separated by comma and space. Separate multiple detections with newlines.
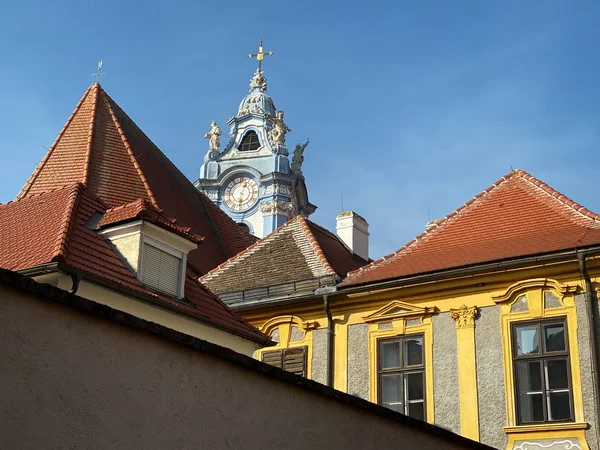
194, 42, 316, 238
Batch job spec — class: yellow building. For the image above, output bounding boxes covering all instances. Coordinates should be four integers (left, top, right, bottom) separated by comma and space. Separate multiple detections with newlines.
204, 170, 600, 450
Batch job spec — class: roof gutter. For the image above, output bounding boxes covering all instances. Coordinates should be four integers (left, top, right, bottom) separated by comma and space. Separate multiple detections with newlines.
339, 246, 600, 296
19, 263, 273, 346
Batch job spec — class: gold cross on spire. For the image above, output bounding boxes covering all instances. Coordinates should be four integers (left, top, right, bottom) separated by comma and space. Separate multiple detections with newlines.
91, 59, 104, 83
248, 38, 274, 72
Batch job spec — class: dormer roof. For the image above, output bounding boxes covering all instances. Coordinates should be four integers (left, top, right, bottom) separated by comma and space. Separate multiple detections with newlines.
97, 198, 204, 244
18, 83, 254, 274
341, 169, 600, 287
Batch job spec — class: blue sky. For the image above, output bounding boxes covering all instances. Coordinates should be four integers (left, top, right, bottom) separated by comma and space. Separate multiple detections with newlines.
1, 1, 599, 259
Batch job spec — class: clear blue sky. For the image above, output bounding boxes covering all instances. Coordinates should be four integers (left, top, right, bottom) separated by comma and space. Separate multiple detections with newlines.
1, 1, 599, 259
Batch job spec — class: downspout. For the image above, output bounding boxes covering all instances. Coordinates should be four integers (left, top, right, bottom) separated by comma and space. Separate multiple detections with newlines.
578, 251, 600, 442
316, 286, 337, 388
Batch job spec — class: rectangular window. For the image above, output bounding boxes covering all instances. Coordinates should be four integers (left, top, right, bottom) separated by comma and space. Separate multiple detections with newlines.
262, 347, 307, 377
140, 242, 182, 297
377, 335, 425, 420
512, 318, 573, 424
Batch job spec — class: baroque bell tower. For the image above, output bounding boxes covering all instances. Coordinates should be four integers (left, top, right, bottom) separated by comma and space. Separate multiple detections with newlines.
194, 39, 316, 238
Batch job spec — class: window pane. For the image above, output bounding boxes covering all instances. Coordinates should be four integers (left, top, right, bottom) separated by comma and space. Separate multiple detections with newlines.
519, 393, 545, 423
405, 372, 424, 401
381, 374, 403, 412
404, 337, 423, 366
548, 391, 571, 421
546, 359, 569, 389
516, 325, 539, 355
381, 341, 401, 369
408, 402, 425, 420
518, 361, 542, 392
544, 324, 566, 352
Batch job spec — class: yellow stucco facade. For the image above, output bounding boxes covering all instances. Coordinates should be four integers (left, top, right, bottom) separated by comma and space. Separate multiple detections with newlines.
241, 256, 600, 449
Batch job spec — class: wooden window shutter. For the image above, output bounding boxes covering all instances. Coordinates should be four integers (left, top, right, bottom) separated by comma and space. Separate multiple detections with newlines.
141, 243, 182, 297
262, 347, 307, 377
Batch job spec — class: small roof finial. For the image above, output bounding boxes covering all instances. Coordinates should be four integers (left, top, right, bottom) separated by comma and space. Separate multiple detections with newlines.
247, 37, 274, 73
92, 59, 105, 84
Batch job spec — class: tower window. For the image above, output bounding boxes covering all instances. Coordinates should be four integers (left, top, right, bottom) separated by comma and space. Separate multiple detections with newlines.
239, 131, 260, 152
238, 222, 250, 233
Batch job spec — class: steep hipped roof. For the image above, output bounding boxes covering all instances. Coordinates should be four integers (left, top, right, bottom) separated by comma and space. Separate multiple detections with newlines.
202, 216, 367, 295
342, 169, 600, 287
0, 184, 268, 343
18, 83, 254, 274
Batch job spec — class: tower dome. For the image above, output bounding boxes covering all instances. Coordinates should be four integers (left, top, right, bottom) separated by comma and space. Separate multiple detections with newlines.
237, 69, 276, 117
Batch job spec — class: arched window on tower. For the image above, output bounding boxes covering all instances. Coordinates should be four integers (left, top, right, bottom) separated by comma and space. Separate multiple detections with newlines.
239, 131, 261, 152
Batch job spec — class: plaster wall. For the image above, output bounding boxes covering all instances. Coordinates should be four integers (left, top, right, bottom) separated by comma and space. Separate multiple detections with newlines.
433, 312, 461, 434
32, 273, 259, 356
243, 207, 263, 238
111, 233, 141, 272
311, 328, 328, 385
0, 285, 475, 450
475, 306, 507, 449
347, 323, 370, 400
575, 293, 600, 448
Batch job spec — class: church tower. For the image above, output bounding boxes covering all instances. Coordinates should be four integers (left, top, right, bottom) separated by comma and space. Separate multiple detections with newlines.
194, 40, 316, 238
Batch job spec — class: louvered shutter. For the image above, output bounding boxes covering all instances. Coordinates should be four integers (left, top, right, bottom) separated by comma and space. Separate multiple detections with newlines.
261, 350, 283, 369
262, 347, 307, 377
283, 347, 307, 376
141, 242, 182, 297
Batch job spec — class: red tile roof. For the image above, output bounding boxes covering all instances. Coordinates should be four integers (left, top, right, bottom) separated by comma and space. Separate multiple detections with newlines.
202, 216, 367, 295
18, 83, 254, 274
0, 184, 268, 343
342, 170, 600, 287
98, 198, 204, 244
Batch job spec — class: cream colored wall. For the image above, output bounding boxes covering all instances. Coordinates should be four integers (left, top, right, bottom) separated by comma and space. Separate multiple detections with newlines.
32, 273, 260, 356
111, 234, 141, 272
0, 284, 477, 450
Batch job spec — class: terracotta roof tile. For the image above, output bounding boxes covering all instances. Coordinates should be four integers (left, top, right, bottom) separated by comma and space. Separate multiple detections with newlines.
341, 170, 600, 287
202, 216, 367, 295
0, 185, 266, 343
98, 198, 204, 244
17, 83, 254, 274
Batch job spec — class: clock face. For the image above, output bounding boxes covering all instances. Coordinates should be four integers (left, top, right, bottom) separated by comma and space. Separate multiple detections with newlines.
223, 177, 259, 211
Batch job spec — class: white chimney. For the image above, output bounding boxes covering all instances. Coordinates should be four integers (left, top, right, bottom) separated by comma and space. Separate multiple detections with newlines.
336, 211, 369, 261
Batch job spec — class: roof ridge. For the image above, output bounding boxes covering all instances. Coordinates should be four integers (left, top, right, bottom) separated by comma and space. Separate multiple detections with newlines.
17, 85, 95, 200
50, 183, 85, 263
201, 217, 297, 281
345, 171, 516, 279
515, 169, 600, 222
82, 84, 100, 185
101, 90, 160, 209
298, 216, 337, 276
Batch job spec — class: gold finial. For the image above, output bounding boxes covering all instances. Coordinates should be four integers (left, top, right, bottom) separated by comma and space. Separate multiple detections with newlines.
91, 59, 105, 84
248, 37, 274, 72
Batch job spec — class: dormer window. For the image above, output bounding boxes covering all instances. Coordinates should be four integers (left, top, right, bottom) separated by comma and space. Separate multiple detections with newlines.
97, 219, 198, 299
140, 237, 183, 297
239, 130, 260, 151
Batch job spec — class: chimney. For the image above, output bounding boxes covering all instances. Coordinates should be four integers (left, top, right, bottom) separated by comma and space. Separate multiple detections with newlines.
336, 211, 369, 261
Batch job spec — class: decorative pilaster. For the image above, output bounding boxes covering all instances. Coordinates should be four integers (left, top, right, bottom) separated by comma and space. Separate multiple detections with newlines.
450, 305, 478, 328
261, 200, 295, 234
450, 305, 480, 441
